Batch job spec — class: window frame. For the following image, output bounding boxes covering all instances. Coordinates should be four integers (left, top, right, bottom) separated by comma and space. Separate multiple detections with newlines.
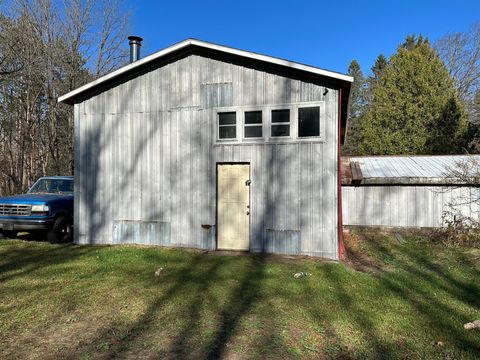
216, 109, 240, 142
297, 105, 321, 139
214, 100, 325, 145
266, 104, 297, 142
242, 108, 264, 140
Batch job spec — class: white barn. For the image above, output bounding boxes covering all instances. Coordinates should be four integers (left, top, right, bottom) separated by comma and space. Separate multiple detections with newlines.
59, 38, 353, 260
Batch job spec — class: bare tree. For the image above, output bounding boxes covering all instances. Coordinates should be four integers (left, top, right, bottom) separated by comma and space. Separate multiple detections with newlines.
91, 0, 130, 76
61, 0, 130, 77
435, 23, 480, 154
0, 0, 131, 195
435, 22, 480, 103
439, 157, 480, 234
447, 157, 480, 182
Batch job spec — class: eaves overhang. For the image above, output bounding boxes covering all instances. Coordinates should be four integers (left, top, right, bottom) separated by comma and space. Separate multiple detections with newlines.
58, 38, 353, 105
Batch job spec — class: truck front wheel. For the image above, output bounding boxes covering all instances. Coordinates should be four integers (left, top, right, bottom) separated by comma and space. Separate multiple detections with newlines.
47, 216, 72, 243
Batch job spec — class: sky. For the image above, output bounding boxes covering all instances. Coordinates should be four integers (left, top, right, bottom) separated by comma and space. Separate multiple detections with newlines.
129, 0, 480, 76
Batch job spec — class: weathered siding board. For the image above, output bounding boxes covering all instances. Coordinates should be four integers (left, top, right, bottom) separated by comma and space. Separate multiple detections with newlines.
112, 220, 171, 245
342, 186, 480, 228
75, 54, 339, 259
266, 229, 301, 255
201, 83, 233, 108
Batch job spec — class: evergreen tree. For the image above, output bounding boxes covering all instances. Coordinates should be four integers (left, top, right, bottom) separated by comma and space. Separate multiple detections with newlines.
365, 54, 388, 103
342, 60, 366, 155
465, 90, 480, 153
402, 34, 419, 50
371, 54, 387, 81
428, 96, 468, 153
360, 35, 468, 155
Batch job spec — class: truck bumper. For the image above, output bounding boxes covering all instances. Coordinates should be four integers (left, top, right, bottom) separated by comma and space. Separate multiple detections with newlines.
0, 218, 54, 231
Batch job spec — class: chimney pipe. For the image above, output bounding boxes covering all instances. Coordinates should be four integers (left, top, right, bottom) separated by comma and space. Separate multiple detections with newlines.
128, 36, 143, 63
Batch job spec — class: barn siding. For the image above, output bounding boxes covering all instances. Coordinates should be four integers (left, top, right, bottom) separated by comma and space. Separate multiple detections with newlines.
342, 186, 480, 228
76, 55, 339, 259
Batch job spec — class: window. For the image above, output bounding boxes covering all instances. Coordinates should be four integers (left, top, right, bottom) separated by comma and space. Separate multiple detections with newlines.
216, 104, 322, 143
28, 178, 73, 194
218, 112, 236, 139
298, 106, 320, 137
271, 109, 290, 137
244, 111, 262, 138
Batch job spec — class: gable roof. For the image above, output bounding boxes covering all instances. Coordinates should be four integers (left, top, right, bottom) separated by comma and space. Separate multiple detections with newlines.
58, 38, 353, 105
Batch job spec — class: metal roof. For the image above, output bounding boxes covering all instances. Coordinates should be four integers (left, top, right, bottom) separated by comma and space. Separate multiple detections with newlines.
342, 155, 480, 185
58, 38, 353, 104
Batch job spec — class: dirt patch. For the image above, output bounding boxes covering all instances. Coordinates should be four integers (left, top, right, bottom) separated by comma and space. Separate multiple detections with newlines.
0, 314, 109, 360
342, 227, 440, 272
343, 231, 385, 273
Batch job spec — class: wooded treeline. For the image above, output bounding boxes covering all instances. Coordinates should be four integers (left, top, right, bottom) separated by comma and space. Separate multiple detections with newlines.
343, 24, 480, 156
0, 0, 129, 195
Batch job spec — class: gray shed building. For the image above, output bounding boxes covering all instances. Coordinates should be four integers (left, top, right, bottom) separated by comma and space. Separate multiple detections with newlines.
342, 155, 480, 228
59, 38, 352, 260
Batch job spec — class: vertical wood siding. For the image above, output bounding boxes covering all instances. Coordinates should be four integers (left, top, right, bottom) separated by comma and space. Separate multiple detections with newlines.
342, 186, 480, 228
76, 55, 339, 259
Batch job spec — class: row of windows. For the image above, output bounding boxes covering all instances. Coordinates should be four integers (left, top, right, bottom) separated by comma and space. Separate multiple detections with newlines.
218, 105, 321, 141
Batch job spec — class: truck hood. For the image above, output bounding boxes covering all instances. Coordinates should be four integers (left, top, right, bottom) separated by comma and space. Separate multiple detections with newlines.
0, 193, 73, 204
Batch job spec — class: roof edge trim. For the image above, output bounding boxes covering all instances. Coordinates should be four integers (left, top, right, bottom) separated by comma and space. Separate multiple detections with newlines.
58, 38, 353, 104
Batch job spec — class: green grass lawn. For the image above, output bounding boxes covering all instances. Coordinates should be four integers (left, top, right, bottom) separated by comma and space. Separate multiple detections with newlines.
0, 230, 479, 359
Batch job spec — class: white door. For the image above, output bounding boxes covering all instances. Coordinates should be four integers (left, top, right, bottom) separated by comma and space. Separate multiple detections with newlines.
217, 164, 250, 250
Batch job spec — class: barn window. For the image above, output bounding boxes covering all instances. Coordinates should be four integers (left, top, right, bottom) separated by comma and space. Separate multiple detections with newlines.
218, 112, 236, 139
298, 106, 320, 137
244, 111, 262, 138
271, 109, 290, 137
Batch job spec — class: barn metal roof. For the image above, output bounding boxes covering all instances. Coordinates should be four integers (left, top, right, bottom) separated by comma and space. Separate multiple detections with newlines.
342, 155, 480, 185
58, 38, 353, 105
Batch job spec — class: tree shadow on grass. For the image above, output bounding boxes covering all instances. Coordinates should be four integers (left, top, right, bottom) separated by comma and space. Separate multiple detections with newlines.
298, 234, 480, 359
321, 264, 397, 359
372, 241, 479, 350
64, 251, 273, 360
0, 241, 92, 283
201, 253, 267, 359
360, 239, 480, 355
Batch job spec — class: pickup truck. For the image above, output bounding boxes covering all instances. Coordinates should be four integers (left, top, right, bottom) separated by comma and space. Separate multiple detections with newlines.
0, 176, 73, 242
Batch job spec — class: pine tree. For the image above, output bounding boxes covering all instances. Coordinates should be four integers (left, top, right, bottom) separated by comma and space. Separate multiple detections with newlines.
342, 60, 366, 155
360, 35, 468, 155
365, 54, 388, 103
371, 54, 387, 80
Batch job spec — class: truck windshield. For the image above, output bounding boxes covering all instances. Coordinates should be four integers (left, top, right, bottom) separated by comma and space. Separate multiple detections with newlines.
28, 179, 73, 194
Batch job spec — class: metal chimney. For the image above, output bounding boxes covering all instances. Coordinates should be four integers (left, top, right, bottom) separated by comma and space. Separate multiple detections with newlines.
128, 36, 143, 63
